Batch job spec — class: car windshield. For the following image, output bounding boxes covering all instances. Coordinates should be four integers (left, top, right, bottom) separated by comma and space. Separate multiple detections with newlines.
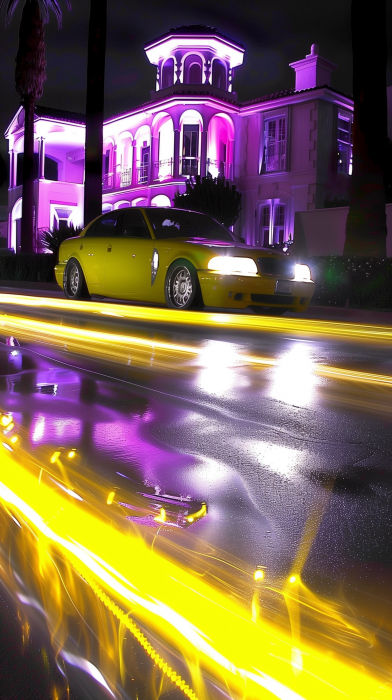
145, 209, 235, 242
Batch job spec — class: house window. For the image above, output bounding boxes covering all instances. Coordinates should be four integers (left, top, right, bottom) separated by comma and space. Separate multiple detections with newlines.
182, 124, 199, 176
337, 112, 353, 174
258, 206, 270, 246
161, 58, 174, 89
257, 201, 286, 246
212, 60, 226, 89
273, 204, 285, 244
263, 117, 286, 172
184, 55, 202, 84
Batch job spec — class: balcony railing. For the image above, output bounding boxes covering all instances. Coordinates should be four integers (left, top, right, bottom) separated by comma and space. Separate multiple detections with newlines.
206, 159, 232, 180
154, 159, 173, 180
181, 157, 199, 176
102, 173, 114, 190
137, 164, 149, 184
120, 168, 132, 187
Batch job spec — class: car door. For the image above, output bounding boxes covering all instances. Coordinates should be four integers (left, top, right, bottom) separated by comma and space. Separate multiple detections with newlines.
80, 210, 124, 291
104, 208, 154, 298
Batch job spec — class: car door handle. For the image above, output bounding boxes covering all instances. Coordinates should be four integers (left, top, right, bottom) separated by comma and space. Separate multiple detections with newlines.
79, 244, 83, 250
107, 245, 112, 252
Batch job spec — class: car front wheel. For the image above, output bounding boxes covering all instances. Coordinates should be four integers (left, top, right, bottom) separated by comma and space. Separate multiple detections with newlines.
63, 259, 90, 300
165, 260, 199, 310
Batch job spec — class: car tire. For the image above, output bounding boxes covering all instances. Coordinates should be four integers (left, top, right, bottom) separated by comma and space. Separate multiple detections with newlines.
63, 258, 90, 300
165, 260, 201, 310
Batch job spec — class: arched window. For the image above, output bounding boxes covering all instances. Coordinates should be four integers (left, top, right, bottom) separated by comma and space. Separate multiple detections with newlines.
184, 55, 202, 84
212, 60, 226, 90
161, 58, 174, 89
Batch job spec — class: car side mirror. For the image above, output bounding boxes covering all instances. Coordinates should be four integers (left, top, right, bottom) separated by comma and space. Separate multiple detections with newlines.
239, 236, 245, 244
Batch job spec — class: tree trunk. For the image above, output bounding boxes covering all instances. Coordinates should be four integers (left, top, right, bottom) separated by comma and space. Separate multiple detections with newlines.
20, 94, 35, 253
84, 0, 107, 227
344, 0, 387, 258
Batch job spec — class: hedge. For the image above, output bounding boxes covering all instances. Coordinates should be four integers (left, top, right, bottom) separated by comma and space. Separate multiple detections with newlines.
0, 253, 56, 283
309, 257, 392, 309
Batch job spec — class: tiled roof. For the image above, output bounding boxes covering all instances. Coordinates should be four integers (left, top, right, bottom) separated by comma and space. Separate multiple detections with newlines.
240, 84, 352, 107
34, 105, 85, 124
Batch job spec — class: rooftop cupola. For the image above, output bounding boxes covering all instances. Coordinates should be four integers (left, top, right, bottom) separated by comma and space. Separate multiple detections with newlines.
289, 44, 337, 91
144, 25, 245, 94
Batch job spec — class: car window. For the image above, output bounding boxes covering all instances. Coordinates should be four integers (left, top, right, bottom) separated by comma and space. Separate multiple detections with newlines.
145, 209, 235, 242
123, 209, 151, 239
85, 210, 124, 237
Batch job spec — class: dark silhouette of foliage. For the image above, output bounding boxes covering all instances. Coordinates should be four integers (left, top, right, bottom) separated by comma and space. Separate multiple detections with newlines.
0, 0, 71, 253
0, 152, 7, 187
344, 0, 387, 258
40, 222, 82, 257
84, 0, 107, 227
173, 174, 242, 228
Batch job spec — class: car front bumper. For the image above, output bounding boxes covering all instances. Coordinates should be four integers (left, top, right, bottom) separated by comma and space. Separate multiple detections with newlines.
197, 271, 314, 311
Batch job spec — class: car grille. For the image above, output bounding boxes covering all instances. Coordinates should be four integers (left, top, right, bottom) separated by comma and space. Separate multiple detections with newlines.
251, 294, 296, 305
257, 257, 295, 278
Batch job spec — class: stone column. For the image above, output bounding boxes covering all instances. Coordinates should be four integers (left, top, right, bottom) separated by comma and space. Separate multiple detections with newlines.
200, 129, 208, 178
38, 137, 45, 179
173, 129, 180, 178
132, 140, 138, 187
9, 151, 15, 188
149, 136, 156, 183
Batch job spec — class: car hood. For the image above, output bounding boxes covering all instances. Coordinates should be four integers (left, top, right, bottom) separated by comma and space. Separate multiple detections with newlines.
183, 238, 286, 258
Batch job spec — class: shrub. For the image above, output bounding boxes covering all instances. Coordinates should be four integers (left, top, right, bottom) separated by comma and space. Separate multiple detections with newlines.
0, 254, 56, 283
309, 256, 392, 309
40, 223, 83, 258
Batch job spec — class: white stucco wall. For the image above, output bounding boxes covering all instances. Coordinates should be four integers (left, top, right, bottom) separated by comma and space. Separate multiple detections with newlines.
293, 204, 392, 257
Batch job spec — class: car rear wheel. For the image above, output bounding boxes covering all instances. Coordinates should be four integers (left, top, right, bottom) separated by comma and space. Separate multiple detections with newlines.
63, 259, 90, 300
165, 260, 200, 310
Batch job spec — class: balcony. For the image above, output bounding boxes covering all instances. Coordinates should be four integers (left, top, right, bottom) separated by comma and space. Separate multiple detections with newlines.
154, 159, 173, 180
102, 173, 114, 190
181, 157, 199, 177
137, 164, 149, 185
206, 159, 232, 180
120, 168, 132, 187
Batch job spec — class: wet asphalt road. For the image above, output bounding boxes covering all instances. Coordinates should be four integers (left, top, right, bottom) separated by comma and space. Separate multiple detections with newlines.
1, 292, 392, 698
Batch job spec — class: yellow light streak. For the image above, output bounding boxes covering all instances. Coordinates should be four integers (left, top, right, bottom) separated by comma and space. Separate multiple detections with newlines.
2, 312, 392, 393
1, 292, 392, 343
185, 503, 207, 523
0, 447, 391, 699
154, 508, 167, 523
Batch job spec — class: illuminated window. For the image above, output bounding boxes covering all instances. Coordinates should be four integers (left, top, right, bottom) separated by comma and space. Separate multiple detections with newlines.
337, 112, 353, 175
182, 124, 199, 175
258, 206, 270, 246
212, 60, 226, 89
257, 201, 286, 246
161, 58, 174, 89
184, 55, 202, 84
263, 117, 286, 172
273, 204, 285, 244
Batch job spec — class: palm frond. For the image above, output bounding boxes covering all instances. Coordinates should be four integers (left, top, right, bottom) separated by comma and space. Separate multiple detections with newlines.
1, 0, 71, 28
1, 0, 21, 27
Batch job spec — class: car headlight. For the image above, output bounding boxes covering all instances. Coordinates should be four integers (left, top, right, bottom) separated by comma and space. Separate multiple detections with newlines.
294, 264, 312, 281
207, 256, 258, 275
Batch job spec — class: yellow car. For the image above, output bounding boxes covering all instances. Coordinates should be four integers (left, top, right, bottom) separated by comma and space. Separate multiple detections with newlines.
55, 208, 314, 312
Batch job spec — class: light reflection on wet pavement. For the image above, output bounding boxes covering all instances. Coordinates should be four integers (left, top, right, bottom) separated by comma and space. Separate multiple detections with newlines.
1, 301, 392, 699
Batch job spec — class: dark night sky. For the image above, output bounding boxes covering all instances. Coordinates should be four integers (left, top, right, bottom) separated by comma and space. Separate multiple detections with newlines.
1, 0, 392, 206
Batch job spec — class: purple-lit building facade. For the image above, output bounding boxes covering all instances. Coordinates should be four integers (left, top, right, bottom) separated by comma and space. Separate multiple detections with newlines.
4, 26, 353, 252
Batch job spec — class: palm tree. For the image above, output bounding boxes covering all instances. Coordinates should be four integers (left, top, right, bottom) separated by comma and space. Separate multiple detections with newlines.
343, 0, 387, 258
0, 0, 70, 253
84, 0, 107, 228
